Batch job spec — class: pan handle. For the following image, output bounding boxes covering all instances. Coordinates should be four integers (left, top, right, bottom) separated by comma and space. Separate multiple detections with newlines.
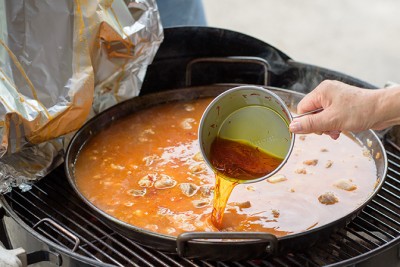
185, 56, 270, 87
176, 232, 277, 261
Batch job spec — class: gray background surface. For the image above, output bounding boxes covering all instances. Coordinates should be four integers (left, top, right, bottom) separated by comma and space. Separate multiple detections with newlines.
203, 0, 400, 87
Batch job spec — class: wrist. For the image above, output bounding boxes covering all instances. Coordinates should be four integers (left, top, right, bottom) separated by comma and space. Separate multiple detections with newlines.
371, 86, 400, 129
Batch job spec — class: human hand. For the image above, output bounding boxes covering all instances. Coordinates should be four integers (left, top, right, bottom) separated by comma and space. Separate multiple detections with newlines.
289, 80, 400, 139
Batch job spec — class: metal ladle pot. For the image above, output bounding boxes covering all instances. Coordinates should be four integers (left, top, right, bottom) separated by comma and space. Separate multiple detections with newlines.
198, 85, 295, 183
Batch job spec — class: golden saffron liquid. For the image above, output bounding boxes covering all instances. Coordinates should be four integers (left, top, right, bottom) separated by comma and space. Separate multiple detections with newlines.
209, 136, 283, 227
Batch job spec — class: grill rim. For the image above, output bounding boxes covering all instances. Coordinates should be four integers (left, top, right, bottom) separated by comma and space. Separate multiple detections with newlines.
1, 86, 396, 266
1, 200, 115, 267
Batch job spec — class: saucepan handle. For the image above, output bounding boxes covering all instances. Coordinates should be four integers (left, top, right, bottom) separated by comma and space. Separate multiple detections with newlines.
176, 232, 278, 261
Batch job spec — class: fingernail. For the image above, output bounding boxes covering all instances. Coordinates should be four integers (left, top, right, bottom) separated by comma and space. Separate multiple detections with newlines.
289, 120, 302, 133
328, 131, 341, 140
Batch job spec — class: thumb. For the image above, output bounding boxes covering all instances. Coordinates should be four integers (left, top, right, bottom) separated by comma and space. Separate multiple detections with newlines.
289, 113, 327, 134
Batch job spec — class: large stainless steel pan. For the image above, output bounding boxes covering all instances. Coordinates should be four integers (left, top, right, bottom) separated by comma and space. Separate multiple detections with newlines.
65, 84, 387, 261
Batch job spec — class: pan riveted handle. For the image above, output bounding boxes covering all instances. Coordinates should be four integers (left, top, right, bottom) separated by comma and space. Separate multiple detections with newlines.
176, 232, 278, 261
185, 56, 271, 87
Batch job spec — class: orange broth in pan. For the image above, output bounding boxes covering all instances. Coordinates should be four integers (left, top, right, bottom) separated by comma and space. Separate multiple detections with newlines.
74, 98, 378, 237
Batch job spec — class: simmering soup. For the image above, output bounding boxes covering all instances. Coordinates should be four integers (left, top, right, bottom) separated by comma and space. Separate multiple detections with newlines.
74, 98, 378, 237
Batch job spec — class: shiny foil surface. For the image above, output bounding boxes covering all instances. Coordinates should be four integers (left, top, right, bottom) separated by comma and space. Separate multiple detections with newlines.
0, 0, 163, 193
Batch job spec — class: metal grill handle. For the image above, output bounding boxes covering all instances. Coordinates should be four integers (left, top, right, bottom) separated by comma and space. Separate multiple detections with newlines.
33, 218, 80, 252
185, 56, 270, 86
176, 232, 278, 261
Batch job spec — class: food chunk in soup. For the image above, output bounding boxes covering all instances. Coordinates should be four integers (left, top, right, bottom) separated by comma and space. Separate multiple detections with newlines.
325, 160, 333, 168
138, 174, 157, 187
303, 159, 318, 166
334, 179, 357, 191
180, 183, 199, 197
154, 174, 177, 189
318, 192, 339, 205
267, 174, 287, 184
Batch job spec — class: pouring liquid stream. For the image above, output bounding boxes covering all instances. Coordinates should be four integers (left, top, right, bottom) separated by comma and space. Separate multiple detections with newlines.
209, 136, 284, 227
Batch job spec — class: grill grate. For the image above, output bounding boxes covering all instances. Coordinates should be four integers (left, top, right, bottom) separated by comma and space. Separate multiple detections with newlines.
3, 143, 400, 267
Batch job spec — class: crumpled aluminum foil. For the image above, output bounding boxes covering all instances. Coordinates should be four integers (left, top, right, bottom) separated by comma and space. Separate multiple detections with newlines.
0, 0, 163, 193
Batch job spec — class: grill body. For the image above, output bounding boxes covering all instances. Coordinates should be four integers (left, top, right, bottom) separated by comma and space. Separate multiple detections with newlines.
1, 27, 400, 266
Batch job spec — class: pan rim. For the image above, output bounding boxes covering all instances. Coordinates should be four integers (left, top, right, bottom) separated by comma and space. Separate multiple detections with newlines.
64, 84, 388, 248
